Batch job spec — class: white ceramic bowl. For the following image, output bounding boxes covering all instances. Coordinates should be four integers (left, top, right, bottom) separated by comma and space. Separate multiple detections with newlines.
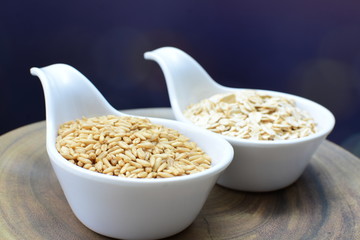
145, 47, 336, 192
48, 119, 233, 239
31, 64, 234, 239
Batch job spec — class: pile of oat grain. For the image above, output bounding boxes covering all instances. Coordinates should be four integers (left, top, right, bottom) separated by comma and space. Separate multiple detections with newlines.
56, 115, 211, 178
184, 90, 316, 140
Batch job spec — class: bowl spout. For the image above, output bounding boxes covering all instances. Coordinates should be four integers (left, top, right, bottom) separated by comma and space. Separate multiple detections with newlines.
30, 64, 119, 132
144, 47, 223, 116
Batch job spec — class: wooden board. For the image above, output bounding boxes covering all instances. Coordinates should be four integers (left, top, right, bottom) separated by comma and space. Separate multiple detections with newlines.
0, 108, 359, 239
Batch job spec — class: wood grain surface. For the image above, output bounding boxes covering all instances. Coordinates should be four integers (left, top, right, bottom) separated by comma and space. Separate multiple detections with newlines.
0, 108, 359, 240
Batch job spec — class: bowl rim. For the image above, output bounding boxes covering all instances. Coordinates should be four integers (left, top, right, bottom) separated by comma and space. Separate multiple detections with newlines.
176, 87, 336, 146
46, 117, 234, 186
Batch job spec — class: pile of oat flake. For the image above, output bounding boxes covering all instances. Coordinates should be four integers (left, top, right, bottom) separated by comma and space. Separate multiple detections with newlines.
184, 90, 317, 140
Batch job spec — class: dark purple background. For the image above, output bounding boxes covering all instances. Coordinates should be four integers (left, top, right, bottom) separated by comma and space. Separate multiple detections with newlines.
1, 0, 360, 156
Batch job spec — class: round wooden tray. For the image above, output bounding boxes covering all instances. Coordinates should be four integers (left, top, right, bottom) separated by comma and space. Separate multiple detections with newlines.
1, 108, 359, 239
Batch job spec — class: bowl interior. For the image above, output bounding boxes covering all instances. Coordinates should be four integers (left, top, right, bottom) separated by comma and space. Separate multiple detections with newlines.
174, 87, 335, 145
47, 115, 234, 185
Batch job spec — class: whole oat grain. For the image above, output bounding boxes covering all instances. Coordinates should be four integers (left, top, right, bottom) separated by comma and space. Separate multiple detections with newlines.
56, 115, 211, 178
183, 90, 317, 140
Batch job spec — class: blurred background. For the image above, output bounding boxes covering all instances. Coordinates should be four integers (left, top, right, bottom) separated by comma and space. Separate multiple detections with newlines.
1, 0, 359, 157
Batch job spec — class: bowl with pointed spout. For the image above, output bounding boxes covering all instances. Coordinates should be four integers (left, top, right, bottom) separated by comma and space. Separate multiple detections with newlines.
144, 47, 335, 192
30, 64, 233, 239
